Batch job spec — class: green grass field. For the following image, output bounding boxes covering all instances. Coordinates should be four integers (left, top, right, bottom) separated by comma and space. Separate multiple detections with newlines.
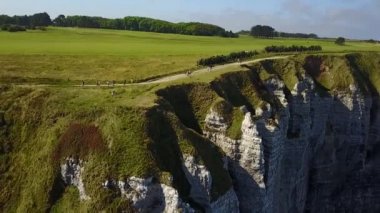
0, 27, 379, 84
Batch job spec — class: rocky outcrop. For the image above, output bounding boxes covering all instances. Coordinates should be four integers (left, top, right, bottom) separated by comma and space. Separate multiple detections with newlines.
182, 155, 240, 212
182, 155, 212, 209
205, 77, 287, 213
115, 177, 194, 213
60, 157, 90, 200
206, 111, 268, 212
103, 176, 240, 212
98, 150, 238, 212
103, 178, 192, 212
102, 154, 240, 213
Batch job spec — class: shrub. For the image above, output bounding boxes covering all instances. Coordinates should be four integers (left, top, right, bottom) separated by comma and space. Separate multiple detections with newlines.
0, 25, 8, 31
35, 26, 47, 31
8, 25, 26, 32
335, 37, 346, 45
1, 24, 27, 32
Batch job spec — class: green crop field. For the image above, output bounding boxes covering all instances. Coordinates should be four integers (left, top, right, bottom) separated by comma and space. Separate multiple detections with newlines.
0, 27, 379, 84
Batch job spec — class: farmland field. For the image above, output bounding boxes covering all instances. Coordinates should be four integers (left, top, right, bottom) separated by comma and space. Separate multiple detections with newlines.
0, 27, 379, 84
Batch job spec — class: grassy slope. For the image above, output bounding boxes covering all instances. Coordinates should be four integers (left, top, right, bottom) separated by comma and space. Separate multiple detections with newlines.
0, 27, 379, 83
0, 85, 160, 212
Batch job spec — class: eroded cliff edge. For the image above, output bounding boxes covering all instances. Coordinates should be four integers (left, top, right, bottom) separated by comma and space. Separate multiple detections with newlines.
1, 53, 380, 212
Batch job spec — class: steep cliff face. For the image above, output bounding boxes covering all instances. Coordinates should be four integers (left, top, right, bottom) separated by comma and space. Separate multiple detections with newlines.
157, 53, 380, 212
1, 53, 380, 212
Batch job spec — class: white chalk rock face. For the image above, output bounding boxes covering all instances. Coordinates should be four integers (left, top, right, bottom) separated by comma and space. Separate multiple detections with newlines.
117, 177, 194, 213
182, 156, 210, 211
107, 155, 239, 213
182, 155, 240, 212
60, 157, 90, 200
205, 109, 229, 131
205, 109, 269, 212
183, 155, 212, 198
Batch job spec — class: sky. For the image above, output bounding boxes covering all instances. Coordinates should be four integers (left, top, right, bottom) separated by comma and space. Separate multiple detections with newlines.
0, 0, 379, 39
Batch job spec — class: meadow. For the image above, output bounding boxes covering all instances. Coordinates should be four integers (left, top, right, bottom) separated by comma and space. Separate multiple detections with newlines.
0, 27, 379, 84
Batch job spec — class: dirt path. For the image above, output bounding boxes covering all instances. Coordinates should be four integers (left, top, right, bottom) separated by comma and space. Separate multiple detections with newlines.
16, 55, 290, 88
136, 55, 289, 85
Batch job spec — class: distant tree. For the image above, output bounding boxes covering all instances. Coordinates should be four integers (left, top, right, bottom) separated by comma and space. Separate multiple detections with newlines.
124, 17, 139, 30
308, 33, 318, 39
335, 37, 346, 45
0, 15, 14, 26
30, 12, 51, 26
53, 15, 67, 26
250, 25, 275, 38
237, 30, 250, 35
224, 30, 239, 38
14, 15, 30, 26
366, 39, 377, 44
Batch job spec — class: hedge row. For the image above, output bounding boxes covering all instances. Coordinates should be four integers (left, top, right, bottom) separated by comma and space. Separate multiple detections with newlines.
1, 24, 26, 32
265, 45, 322, 53
198, 50, 259, 66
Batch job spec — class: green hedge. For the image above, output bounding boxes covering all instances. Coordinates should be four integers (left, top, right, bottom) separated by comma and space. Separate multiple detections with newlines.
1, 24, 26, 32
265, 45, 322, 53
198, 50, 259, 66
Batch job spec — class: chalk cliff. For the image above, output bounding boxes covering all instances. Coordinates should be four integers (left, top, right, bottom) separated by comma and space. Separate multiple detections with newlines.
155, 54, 380, 212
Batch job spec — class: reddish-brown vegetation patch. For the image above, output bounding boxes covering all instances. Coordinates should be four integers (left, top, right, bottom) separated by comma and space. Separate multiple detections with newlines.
304, 56, 327, 78
53, 123, 105, 161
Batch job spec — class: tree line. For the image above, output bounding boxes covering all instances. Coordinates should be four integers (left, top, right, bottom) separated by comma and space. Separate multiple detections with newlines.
0, 12, 238, 37
265, 45, 322, 53
0, 13, 51, 31
53, 15, 238, 37
335, 37, 345, 45
250, 25, 318, 39
197, 50, 259, 67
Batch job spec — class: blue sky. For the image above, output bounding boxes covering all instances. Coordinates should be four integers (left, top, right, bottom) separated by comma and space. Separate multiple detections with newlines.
1, 0, 379, 39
